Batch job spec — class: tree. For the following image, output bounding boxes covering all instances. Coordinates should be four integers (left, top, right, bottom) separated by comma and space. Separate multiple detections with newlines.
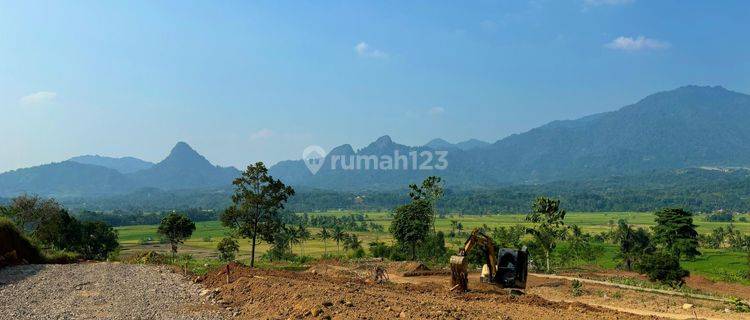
296, 224, 311, 256
332, 226, 345, 253
456, 222, 464, 236
450, 220, 458, 237
409, 176, 444, 232
343, 233, 362, 251
5, 195, 65, 235
77, 221, 119, 260
636, 251, 690, 287
652, 208, 700, 260
217, 237, 240, 262
220, 162, 295, 267
390, 200, 431, 260
490, 225, 526, 249
614, 220, 651, 271
526, 197, 567, 273
157, 213, 196, 256
318, 227, 331, 255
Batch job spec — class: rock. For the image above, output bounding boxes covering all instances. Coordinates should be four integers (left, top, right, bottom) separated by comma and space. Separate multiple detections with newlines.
682, 303, 694, 310
399, 311, 407, 318
322, 301, 334, 307
344, 301, 354, 307
199, 289, 211, 297
311, 308, 322, 316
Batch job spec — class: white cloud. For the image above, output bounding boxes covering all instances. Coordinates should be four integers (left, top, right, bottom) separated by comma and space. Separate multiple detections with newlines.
250, 128, 274, 140
20, 91, 57, 106
354, 42, 388, 59
428, 107, 445, 116
605, 36, 670, 51
584, 0, 634, 6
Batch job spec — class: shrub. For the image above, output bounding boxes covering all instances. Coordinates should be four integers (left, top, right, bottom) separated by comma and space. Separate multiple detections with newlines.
217, 237, 240, 262
0, 218, 45, 267
571, 279, 584, 297
635, 251, 689, 287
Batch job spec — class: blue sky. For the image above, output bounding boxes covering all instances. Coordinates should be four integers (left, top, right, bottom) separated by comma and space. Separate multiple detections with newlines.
1, 0, 749, 172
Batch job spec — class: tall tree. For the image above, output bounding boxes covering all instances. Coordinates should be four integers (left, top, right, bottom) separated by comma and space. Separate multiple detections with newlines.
318, 227, 331, 255
221, 162, 295, 267
157, 213, 196, 256
652, 208, 700, 260
526, 197, 567, 273
296, 224, 311, 256
614, 220, 651, 271
332, 226, 345, 253
409, 176, 444, 232
390, 200, 431, 260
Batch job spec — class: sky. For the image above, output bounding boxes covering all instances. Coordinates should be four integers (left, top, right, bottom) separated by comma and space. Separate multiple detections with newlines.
1, 0, 749, 172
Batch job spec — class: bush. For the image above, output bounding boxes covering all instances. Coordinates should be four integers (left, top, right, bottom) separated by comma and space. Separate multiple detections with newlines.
0, 218, 45, 267
77, 221, 119, 260
217, 237, 239, 262
368, 241, 393, 258
635, 251, 689, 287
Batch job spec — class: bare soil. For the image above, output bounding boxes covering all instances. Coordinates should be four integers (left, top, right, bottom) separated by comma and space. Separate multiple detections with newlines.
197, 262, 658, 320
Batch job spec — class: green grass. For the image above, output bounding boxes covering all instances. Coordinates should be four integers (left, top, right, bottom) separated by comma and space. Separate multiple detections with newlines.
116, 211, 750, 283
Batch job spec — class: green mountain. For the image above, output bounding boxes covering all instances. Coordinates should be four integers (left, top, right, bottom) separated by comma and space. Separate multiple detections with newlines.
68, 155, 154, 174
128, 142, 239, 190
0, 161, 134, 197
270, 85, 750, 190
0, 142, 239, 197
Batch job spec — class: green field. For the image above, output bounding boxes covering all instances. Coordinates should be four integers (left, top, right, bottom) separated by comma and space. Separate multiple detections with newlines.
116, 211, 750, 283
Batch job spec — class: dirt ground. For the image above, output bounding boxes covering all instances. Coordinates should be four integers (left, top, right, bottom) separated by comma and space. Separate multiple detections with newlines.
194, 260, 750, 320
197, 261, 649, 320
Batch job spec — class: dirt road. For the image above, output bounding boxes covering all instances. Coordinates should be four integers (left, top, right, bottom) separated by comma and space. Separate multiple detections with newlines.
0, 263, 227, 320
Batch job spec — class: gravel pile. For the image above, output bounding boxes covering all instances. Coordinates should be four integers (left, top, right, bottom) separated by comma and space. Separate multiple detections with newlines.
0, 263, 227, 320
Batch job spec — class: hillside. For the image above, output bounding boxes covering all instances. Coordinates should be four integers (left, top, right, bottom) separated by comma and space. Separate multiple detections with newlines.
129, 142, 239, 190
0, 142, 238, 198
3, 86, 750, 196
270, 85, 750, 189
68, 155, 154, 174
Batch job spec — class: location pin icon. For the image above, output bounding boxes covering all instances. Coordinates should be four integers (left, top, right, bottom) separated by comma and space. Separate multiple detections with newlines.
302, 145, 326, 175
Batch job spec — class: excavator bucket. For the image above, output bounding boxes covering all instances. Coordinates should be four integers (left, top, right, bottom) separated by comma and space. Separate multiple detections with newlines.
449, 255, 468, 291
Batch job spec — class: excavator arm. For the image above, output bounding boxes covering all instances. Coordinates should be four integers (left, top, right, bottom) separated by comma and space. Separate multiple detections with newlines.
450, 228, 528, 292
451, 228, 496, 291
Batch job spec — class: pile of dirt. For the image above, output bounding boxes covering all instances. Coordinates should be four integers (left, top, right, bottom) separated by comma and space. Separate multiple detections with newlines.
0, 218, 44, 268
121, 250, 168, 264
198, 262, 652, 319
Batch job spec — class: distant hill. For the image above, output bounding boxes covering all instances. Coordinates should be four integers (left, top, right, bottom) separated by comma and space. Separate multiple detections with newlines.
424, 138, 490, 151
68, 155, 154, 174
0, 161, 134, 197
0, 142, 239, 197
270, 85, 750, 190
3, 85, 750, 197
129, 142, 239, 190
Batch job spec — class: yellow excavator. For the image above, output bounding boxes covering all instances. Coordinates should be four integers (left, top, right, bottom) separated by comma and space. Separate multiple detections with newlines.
450, 228, 528, 291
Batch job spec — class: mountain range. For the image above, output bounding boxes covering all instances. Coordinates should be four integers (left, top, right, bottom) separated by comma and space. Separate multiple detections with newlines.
0, 142, 239, 197
2, 85, 750, 197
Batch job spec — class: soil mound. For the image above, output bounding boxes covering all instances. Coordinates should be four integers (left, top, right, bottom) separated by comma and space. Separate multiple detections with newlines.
0, 218, 44, 268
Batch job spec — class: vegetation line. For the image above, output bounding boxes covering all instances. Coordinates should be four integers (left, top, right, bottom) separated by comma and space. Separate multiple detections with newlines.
530, 273, 741, 304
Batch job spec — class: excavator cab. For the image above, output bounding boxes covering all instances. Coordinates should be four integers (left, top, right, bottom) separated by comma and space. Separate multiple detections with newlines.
450, 229, 528, 292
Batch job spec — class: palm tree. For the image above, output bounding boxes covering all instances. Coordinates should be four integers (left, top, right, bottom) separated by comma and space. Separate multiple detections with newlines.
288, 226, 300, 255
296, 224, 311, 256
318, 227, 331, 255
332, 226, 345, 253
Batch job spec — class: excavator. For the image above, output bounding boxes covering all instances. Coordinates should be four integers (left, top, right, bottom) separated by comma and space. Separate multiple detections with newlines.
450, 228, 528, 292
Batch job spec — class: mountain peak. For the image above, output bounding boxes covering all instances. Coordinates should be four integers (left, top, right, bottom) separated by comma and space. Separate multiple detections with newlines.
374, 135, 393, 145
160, 142, 212, 168
425, 138, 455, 150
